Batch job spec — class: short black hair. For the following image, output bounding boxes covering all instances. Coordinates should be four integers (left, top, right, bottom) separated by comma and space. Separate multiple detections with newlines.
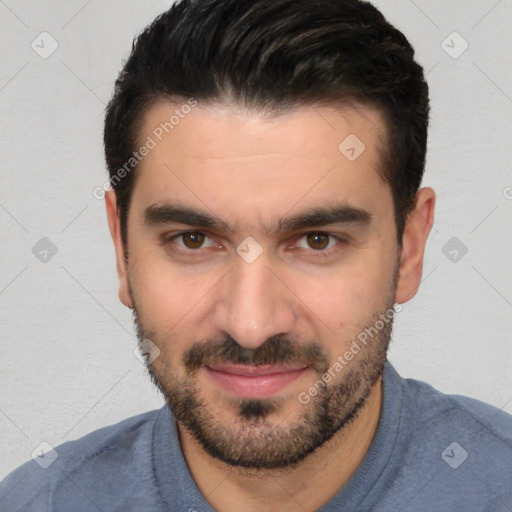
104, 0, 429, 247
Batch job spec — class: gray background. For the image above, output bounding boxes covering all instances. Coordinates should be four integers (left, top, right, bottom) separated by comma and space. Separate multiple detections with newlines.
1, 0, 511, 479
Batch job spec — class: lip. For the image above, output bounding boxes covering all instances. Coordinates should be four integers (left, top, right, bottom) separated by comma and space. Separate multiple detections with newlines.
205, 364, 308, 399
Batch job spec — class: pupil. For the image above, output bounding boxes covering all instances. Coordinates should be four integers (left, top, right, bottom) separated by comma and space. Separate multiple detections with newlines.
308, 233, 328, 250
185, 233, 204, 248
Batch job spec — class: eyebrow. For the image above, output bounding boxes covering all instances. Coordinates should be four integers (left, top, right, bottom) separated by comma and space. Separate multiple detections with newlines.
144, 202, 372, 235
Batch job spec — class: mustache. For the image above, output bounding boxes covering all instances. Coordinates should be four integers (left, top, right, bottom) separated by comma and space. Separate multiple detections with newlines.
183, 334, 331, 375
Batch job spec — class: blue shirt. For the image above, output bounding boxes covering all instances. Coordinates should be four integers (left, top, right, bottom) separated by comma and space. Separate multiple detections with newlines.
1, 362, 511, 511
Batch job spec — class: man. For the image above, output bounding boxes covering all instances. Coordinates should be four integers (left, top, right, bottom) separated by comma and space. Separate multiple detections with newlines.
1, 0, 511, 510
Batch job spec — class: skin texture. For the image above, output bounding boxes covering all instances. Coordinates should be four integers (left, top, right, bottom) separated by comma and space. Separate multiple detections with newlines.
106, 100, 435, 511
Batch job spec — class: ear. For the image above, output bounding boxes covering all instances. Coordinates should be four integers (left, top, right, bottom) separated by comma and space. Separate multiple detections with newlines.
395, 187, 436, 304
105, 190, 133, 309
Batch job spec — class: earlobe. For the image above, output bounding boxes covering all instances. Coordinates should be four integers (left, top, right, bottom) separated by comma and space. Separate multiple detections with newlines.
105, 190, 133, 309
395, 187, 436, 304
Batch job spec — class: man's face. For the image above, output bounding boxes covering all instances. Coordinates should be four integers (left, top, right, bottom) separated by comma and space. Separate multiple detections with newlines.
120, 101, 401, 468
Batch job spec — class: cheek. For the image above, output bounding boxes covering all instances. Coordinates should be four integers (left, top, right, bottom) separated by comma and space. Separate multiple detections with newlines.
288, 258, 393, 337
129, 251, 223, 339
130, 266, 206, 373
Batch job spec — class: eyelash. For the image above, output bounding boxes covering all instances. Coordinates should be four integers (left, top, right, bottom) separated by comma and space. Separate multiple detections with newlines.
162, 231, 346, 258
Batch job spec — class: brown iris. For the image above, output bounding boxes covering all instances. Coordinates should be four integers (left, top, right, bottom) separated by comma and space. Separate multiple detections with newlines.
306, 232, 330, 250
182, 232, 206, 249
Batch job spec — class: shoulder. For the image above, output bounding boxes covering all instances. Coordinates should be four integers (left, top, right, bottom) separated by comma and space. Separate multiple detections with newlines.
0, 408, 163, 512
395, 372, 512, 509
372, 365, 512, 510
401, 373, 512, 446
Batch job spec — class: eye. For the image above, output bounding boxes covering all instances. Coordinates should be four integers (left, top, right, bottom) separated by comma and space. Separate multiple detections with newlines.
168, 231, 216, 250
295, 232, 340, 251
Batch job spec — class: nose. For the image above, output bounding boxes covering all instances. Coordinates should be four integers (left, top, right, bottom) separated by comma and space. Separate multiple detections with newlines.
213, 253, 297, 350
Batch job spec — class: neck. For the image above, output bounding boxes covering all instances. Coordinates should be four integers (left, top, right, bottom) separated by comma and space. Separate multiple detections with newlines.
177, 376, 383, 512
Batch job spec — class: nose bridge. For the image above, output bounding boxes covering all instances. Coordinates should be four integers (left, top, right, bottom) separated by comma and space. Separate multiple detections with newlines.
215, 255, 295, 349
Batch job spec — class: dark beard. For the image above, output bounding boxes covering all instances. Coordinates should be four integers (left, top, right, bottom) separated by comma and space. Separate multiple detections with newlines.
135, 314, 392, 469
152, 357, 378, 470
132, 269, 398, 470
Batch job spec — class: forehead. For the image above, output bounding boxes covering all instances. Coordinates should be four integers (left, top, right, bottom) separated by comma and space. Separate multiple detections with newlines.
137, 98, 386, 159
130, 99, 392, 230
